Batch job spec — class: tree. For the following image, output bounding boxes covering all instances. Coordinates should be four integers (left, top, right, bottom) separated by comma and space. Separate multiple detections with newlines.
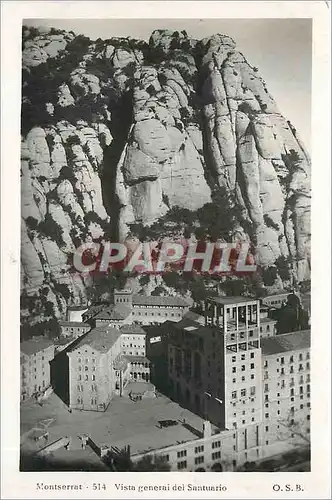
25, 216, 39, 231
134, 454, 170, 472
278, 412, 310, 445
275, 293, 309, 333
103, 447, 170, 472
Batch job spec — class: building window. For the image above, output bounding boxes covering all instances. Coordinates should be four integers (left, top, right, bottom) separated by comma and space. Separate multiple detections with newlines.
306, 362, 310, 370
177, 461, 187, 470
195, 456, 204, 465
232, 367, 236, 373
264, 360, 268, 368
300, 404, 304, 410
92, 375, 96, 381
290, 355, 294, 363
241, 365, 245, 371
177, 450, 187, 458
232, 391, 237, 399
265, 413, 269, 419
78, 375, 81, 381
264, 384, 269, 392
299, 364, 303, 371
240, 389, 246, 397
195, 445, 204, 454
241, 376, 245, 382
280, 357, 284, 365
250, 352, 254, 358
212, 451, 221, 460
212, 441, 221, 449
250, 363, 254, 369
232, 356, 236, 362
265, 426, 269, 431
84, 366, 88, 371
250, 387, 256, 396
251, 374, 254, 380
299, 353, 303, 361
241, 354, 245, 361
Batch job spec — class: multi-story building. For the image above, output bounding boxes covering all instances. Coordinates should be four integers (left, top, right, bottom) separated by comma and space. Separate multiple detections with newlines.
66, 305, 88, 322
20, 337, 55, 401
51, 326, 122, 412
261, 330, 311, 456
168, 297, 262, 431
130, 294, 191, 325
81, 289, 191, 329
261, 293, 290, 309
52, 322, 150, 411
93, 304, 132, 329
119, 324, 147, 357
259, 317, 277, 337
59, 321, 91, 338
163, 296, 310, 467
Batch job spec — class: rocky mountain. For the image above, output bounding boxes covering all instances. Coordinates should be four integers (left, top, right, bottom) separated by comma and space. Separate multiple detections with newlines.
21, 26, 311, 329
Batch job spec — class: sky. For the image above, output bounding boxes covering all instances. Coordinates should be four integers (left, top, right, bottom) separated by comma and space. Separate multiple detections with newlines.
25, 18, 312, 151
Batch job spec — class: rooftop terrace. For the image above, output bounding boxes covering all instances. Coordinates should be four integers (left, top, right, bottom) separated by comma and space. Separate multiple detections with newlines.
21, 391, 217, 459
261, 330, 310, 356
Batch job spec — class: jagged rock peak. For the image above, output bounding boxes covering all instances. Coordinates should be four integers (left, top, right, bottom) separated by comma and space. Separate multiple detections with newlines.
20, 25, 311, 332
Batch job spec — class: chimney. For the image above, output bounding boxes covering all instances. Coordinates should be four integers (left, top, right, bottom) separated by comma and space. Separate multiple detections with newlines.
203, 420, 212, 438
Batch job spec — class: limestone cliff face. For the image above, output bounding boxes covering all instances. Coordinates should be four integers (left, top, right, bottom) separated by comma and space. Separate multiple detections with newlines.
21, 26, 310, 324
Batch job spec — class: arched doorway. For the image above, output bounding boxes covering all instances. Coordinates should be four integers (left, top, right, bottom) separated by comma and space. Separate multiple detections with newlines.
195, 467, 205, 472
211, 462, 223, 472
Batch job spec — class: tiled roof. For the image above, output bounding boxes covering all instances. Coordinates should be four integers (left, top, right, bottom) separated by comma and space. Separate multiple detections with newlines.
69, 326, 122, 353
132, 294, 190, 307
120, 324, 147, 335
59, 321, 90, 328
207, 295, 258, 305
172, 317, 214, 338
183, 311, 205, 324
55, 336, 76, 346
262, 293, 290, 301
21, 337, 54, 356
125, 355, 150, 364
82, 304, 105, 319
95, 304, 131, 321
67, 305, 88, 311
261, 330, 310, 356
260, 317, 277, 324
